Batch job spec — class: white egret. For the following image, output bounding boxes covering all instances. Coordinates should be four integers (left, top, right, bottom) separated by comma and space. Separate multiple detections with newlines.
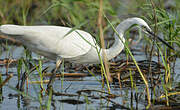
0, 17, 173, 88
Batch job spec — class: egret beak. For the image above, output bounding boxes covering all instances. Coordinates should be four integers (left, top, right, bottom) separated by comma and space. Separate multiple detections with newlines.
145, 29, 174, 50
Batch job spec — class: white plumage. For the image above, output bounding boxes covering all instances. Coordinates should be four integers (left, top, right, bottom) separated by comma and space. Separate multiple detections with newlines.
0, 18, 152, 64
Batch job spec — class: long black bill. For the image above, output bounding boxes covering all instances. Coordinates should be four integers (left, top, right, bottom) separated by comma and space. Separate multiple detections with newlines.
146, 30, 174, 50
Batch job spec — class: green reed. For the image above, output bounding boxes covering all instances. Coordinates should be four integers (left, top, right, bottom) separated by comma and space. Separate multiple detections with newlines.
0, 0, 179, 109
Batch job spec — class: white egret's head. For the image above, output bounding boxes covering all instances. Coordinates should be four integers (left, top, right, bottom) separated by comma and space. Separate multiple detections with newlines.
133, 18, 174, 50
118, 17, 174, 50
116, 17, 152, 34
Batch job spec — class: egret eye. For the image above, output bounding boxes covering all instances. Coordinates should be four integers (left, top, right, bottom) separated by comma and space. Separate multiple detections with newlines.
141, 25, 147, 30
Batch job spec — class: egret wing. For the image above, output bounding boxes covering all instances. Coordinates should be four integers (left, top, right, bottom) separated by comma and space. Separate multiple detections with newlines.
0, 25, 25, 35
55, 29, 95, 58
0, 25, 94, 59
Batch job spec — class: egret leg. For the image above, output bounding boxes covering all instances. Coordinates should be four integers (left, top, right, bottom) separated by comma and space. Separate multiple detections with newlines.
47, 57, 62, 90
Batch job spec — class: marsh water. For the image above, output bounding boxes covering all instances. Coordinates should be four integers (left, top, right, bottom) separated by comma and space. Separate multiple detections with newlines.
0, 42, 179, 110
0, 0, 180, 109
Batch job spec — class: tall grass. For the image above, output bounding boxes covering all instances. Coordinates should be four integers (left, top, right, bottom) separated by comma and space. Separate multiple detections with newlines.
0, 0, 179, 109
98, 0, 111, 92
141, 0, 179, 107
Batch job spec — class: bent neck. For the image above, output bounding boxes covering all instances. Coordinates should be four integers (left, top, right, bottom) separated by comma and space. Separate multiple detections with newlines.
101, 32, 125, 61
100, 18, 141, 61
